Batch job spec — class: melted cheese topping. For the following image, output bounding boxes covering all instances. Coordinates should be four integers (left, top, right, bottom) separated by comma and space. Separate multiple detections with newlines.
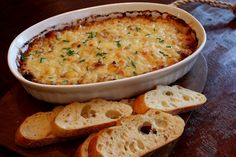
20, 15, 197, 85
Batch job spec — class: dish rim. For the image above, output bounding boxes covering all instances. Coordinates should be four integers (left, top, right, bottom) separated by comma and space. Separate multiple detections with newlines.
8, 2, 206, 89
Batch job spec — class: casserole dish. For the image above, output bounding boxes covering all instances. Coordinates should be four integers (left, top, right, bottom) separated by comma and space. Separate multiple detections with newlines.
8, 2, 206, 104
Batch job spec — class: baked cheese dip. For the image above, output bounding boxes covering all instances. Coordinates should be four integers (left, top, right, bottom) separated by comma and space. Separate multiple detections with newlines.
19, 11, 198, 85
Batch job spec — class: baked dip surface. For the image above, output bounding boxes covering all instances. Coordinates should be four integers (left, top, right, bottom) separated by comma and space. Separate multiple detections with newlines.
19, 11, 198, 85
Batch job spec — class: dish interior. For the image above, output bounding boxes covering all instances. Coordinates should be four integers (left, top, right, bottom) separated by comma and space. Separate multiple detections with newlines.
8, 3, 206, 88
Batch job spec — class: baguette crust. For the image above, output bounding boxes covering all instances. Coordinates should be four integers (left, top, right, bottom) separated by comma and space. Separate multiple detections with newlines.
88, 131, 106, 157
75, 133, 96, 157
133, 94, 149, 114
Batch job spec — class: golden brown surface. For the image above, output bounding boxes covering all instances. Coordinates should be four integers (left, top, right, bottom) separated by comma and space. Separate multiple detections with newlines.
20, 11, 197, 85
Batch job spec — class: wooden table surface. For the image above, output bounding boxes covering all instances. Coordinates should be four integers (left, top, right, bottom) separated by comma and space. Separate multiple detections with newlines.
0, 0, 235, 157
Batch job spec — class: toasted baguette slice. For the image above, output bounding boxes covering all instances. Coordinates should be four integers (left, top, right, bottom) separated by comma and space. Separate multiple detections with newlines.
88, 109, 185, 157
133, 85, 207, 114
53, 99, 133, 137
15, 106, 64, 148
75, 133, 96, 157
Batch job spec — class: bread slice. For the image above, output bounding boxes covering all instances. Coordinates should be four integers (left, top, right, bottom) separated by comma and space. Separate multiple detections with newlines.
53, 99, 133, 137
133, 85, 207, 114
15, 106, 64, 148
75, 133, 96, 157
88, 109, 185, 157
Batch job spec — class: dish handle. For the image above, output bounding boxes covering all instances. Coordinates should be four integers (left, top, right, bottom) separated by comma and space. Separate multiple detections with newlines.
170, 0, 236, 15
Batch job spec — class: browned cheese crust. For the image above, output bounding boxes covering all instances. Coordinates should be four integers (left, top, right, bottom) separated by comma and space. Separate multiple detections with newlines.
19, 11, 198, 85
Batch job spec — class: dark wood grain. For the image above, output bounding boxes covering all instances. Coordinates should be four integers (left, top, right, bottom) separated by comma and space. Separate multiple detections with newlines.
0, 0, 235, 157
170, 2, 236, 157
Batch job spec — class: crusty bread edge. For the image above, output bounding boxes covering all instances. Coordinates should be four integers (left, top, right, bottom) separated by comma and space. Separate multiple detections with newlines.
75, 141, 85, 157
133, 94, 207, 115
132, 94, 149, 114
74, 133, 96, 157
88, 130, 106, 157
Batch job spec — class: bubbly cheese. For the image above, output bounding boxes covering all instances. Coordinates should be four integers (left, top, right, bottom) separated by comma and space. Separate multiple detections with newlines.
20, 13, 197, 85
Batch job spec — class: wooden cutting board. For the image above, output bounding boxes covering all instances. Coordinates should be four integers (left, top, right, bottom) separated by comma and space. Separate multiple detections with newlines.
0, 54, 207, 157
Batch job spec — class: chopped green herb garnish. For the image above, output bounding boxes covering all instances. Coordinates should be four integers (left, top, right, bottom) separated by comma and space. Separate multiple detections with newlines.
134, 51, 138, 55
145, 34, 151, 37
157, 37, 164, 43
34, 50, 43, 55
131, 60, 136, 69
39, 57, 46, 63
127, 32, 131, 35
60, 54, 65, 58
63, 48, 75, 56
86, 32, 96, 39
153, 28, 156, 32
115, 40, 122, 48
79, 59, 86, 63
159, 51, 169, 57
135, 27, 141, 32
62, 80, 68, 84
21, 54, 27, 61
166, 45, 172, 48
48, 76, 53, 79
82, 39, 89, 44
62, 40, 69, 42
133, 71, 137, 75
67, 50, 74, 56
96, 52, 107, 59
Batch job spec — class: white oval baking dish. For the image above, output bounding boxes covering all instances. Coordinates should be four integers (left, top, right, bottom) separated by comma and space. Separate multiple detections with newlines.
8, 2, 206, 104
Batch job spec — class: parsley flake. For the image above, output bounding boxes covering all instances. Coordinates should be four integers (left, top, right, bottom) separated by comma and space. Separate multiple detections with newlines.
86, 32, 96, 39
135, 27, 141, 32
62, 80, 68, 84
157, 37, 164, 43
96, 52, 107, 59
21, 54, 27, 61
79, 59, 86, 63
62, 40, 69, 42
63, 48, 75, 56
115, 40, 122, 48
39, 57, 46, 63
131, 60, 136, 69
159, 51, 169, 57
82, 39, 89, 44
